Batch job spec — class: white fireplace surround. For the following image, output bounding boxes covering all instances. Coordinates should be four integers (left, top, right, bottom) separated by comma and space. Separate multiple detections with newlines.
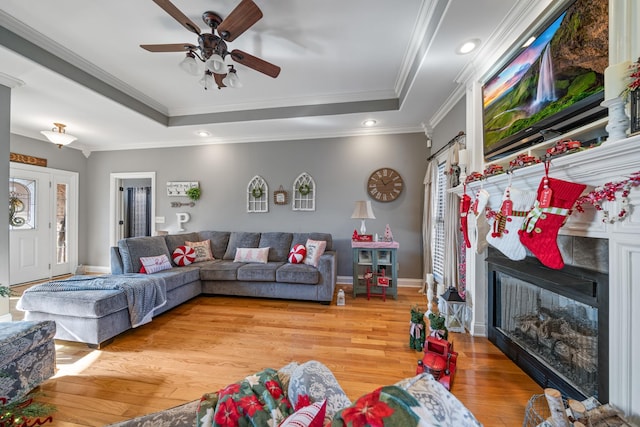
457, 134, 640, 422
444, 0, 640, 419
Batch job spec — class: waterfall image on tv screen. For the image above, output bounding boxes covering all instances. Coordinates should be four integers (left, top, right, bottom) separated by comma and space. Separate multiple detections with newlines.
482, 0, 608, 159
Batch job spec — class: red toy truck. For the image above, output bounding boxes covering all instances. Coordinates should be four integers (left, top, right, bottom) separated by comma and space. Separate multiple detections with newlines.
416, 336, 458, 390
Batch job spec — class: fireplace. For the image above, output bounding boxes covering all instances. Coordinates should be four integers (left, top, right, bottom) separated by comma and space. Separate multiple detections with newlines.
487, 248, 608, 402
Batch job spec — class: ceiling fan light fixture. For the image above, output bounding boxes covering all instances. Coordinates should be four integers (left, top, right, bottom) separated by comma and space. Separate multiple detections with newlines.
222, 66, 242, 88
179, 52, 202, 76
40, 122, 77, 148
200, 71, 215, 90
205, 54, 227, 73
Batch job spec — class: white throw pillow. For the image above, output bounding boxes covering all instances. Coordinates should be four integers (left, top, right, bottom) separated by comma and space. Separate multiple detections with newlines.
304, 239, 327, 267
233, 247, 269, 263
139, 254, 172, 274
185, 240, 214, 262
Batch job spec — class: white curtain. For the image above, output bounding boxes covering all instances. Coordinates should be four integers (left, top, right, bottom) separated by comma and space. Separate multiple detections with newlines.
422, 161, 435, 293
443, 141, 461, 288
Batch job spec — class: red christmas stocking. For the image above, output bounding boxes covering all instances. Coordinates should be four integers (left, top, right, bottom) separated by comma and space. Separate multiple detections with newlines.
519, 176, 586, 269
460, 193, 472, 248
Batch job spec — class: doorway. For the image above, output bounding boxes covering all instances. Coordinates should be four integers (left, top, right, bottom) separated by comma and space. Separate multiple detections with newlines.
109, 172, 156, 246
9, 163, 78, 285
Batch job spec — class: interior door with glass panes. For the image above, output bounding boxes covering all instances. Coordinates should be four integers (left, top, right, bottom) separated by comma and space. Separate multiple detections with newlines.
9, 169, 51, 285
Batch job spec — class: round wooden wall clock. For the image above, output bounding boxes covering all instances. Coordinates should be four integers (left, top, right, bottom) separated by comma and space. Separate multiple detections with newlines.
367, 168, 404, 202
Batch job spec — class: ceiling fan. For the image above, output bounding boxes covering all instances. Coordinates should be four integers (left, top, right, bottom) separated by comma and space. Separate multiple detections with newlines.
141, 0, 281, 90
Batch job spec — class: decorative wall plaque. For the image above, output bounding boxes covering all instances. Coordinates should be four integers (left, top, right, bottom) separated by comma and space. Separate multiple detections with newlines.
10, 152, 47, 167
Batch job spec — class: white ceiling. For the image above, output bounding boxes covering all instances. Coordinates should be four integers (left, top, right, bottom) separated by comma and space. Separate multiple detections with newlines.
0, 0, 522, 154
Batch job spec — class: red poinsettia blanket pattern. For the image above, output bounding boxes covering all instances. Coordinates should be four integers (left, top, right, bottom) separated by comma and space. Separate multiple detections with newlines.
196, 368, 293, 427
332, 386, 425, 427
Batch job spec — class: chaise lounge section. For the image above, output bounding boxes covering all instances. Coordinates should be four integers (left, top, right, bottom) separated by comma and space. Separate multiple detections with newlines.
17, 231, 336, 348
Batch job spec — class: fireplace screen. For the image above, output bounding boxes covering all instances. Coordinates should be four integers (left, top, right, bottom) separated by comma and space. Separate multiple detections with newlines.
496, 272, 598, 397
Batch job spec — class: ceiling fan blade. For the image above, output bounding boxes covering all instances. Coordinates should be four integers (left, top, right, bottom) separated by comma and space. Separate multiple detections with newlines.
152, 0, 201, 34
217, 0, 263, 42
140, 43, 197, 52
231, 50, 280, 78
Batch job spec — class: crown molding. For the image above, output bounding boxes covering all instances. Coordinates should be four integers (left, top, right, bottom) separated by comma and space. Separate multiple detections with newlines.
0, 72, 25, 89
0, 10, 167, 115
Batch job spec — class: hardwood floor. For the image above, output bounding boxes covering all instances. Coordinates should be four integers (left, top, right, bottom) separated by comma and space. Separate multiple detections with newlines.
11, 286, 542, 426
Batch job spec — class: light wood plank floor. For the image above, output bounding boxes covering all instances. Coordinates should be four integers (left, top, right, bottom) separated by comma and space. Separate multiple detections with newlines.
11, 285, 542, 426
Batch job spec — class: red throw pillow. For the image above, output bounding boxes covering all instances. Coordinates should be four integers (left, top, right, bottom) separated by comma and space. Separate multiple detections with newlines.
172, 245, 197, 266
288, 244, 307, 264
280, 399, 326, 427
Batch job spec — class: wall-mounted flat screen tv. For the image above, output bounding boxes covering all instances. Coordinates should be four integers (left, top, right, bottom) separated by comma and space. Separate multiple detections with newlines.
482, 0, 608, 160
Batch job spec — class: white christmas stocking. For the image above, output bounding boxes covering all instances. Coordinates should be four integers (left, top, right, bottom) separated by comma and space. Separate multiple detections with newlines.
486, 186, 536, 260
469, 188, 490, 253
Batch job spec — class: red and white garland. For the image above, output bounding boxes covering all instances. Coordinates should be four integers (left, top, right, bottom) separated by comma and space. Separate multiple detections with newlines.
575, 171, 640, 223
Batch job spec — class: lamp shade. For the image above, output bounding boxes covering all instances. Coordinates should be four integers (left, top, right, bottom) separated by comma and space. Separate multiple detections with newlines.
351, 200, 375, 219
179, 53, 201, 76
205, 54, 226, 73
222, 69, 242, 88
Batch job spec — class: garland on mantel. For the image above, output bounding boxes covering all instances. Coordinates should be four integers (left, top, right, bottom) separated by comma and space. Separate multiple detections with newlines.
575, 171, 640, 223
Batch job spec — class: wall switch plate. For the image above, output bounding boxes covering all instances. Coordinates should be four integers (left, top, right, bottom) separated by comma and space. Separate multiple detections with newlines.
155, 216, 165, 223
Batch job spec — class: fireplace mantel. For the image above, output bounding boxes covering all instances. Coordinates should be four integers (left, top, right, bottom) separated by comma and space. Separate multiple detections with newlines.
455, 134, 640, 237
453, 135, 640, 420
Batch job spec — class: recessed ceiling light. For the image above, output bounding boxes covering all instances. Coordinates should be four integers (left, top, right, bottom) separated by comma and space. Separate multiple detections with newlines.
197, 130, 211, 137
456, 39, 481, 55
362, 119, 377, 127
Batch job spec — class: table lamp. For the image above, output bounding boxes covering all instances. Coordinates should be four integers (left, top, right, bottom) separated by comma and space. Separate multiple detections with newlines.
351, 200, 375, 235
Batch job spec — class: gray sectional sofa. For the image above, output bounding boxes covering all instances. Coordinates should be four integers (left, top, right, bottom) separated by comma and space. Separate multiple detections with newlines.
18, 231, 336, 348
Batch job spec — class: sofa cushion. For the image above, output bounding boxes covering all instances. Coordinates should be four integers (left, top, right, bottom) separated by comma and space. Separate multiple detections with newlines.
234, 247, 269, 263
276, 263, 320, 285
172, 246, 196, 266
118, 236, 171, 274
198, 231, 231, 260
199, 260, 245, 281
164, 232, 200, 255
140, 254, 173, 274
259, 232, 293, 262
304, 239, 327, 268
292, 233, 333, 251
185, 240, 215, 262
18, 289, 127, 318
280, 400, 326, 427
237, 262, 284, 282
288, 244, 306, 264
223, 232, 261, 260
287, 360, 351, 425
153, 267, 201, 292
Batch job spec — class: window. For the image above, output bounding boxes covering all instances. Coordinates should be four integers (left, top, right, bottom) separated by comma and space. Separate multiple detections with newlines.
431, 161, 447, 282
9, 178, 36, 230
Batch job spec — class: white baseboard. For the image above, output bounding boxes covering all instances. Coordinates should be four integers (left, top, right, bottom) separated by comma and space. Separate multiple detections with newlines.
84, 265, 111, 274
0, 313, 13, 322
337, 275, 423, 288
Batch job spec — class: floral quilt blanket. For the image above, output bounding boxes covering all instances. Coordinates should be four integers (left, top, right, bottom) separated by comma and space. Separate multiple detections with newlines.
196, 368, 293, 427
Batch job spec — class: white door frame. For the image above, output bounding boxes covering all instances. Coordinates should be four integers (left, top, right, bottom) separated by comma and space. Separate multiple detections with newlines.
109, 172, 156, 247
9, 163, 79, 284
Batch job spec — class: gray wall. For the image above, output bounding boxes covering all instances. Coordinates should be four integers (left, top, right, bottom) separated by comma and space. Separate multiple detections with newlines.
1, 86, 10, 316
431, 97, 466, 152
84, 133, 429, 278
